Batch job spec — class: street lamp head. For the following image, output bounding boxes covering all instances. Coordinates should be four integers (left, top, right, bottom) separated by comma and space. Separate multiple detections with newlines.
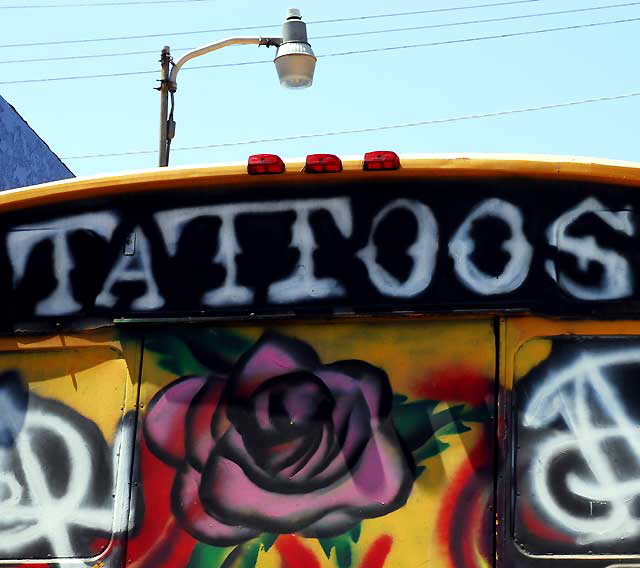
274, 9, 316, 89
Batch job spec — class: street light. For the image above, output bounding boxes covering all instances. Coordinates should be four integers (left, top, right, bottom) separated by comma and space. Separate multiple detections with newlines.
158, 8, 316, 167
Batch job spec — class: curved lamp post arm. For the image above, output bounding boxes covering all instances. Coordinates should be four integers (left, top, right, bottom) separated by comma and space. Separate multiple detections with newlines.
157, 8, 314, 168
159, 36, 283, 167
167, 36, 282, 90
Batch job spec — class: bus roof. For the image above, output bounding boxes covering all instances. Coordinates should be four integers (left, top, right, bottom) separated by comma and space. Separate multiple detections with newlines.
3, 153, 640, 213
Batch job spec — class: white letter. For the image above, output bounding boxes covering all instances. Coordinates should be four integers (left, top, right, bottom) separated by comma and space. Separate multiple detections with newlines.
357, 199, 438, 297
202, 210, 253, 306
449, 198, 532, 295
546, 197, 633, 300
155, 206, 253, 307
95, 227, 164, 310
7, 212, 118, 315
268, 198, 352, 303
156, 198, 353, 307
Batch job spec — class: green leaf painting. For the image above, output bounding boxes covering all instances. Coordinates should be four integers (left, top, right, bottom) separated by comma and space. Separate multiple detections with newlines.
187, 543, 230, 568
392, 398, 490, 476
319, 534, 353, 568
146, 328, 253, 377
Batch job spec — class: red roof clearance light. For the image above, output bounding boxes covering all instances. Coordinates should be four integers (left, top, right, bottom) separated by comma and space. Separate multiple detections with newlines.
247, 154, 286, 175
305, 154, 343, 173
363, 151, 401, 171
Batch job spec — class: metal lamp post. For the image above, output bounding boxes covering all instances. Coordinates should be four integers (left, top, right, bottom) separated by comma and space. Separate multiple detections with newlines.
158, 8, 316, 167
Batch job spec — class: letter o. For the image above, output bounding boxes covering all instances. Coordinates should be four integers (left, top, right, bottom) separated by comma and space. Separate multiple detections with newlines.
449, 198, 532, 295
357, 199, 438, 297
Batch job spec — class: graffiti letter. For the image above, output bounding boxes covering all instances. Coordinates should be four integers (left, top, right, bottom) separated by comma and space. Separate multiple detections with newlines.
201, 209, 253, 306
449, 198, 532, 295
7, 212, 119, 316
523, 348, 640, 543
154, 206, 254, 307
357, 199, 438, 297
155, 198, 354, 307
0, 399, 134, 558
95, 227, 164, 310
545, 198, 634, 300
268, 198, 352, 303
0, 371, 27, 448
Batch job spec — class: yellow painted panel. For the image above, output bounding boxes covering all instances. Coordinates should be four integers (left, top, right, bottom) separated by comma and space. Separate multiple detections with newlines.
0, 331, 141, 563
137, 319, 495, 568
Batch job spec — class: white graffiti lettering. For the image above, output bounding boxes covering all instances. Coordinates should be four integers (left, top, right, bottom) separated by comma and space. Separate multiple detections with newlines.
155, 198, 352, 305
524, 348, 640, 543
95, 227, 164, 310
449, 198, 532, 295
3, 194, 638, 316
0, 408, 133, 560
268, 199, 352, 303
356, 199, 438, 297
545, 197, 634, 300
7, 213, 119, 316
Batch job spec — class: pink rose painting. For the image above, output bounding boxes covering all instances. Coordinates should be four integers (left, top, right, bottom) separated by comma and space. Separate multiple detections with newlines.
143, 332, 415, 547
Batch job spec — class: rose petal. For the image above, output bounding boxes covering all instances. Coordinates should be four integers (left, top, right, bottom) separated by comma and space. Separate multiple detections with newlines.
263, 434, 314, 473
231, 333, 320, 399
200, 420, 414, 534
231, 372, 332, 443
173, 465, 258, 546
219, 426, 327, 490
324, 398, 370, 476
279, 423, 334, 480
145, 376, 208, 465
300, 510, 360, 538
317, 362, 393, 421
186, 377, 226, 470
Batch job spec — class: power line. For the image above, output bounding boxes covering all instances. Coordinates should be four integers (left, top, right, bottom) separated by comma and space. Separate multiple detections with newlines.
2, 16, 639, 85
61, 90, 640, 160
0, 0, 547, 48
3, 1, 639, 65
0, 0, 214, 8
314, 1, 640, 39
319, 15, 640, 59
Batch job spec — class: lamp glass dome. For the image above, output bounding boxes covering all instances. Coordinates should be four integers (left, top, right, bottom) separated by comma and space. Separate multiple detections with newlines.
274, 42, 316, 89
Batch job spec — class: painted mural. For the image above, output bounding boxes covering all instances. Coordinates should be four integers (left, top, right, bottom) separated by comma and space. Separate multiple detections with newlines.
0, 321, 494, 567
6, 161, 640, 566
513, 337, 640, 563
131, 320, 495, 568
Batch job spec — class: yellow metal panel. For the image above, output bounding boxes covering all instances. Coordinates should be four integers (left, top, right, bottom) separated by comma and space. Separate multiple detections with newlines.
136, 319, 495, 568
0, 330, 141, 563
503, 316, 640, 388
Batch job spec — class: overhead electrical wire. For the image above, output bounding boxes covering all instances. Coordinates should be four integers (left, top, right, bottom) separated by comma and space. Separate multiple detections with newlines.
2, 15, 639, 85
61, 90, 640, 160
0, 0, 549, 48
319, 16, 640, 58
313, 1, 640, 39
3, 1, 640, 65
0, 0, 215, 8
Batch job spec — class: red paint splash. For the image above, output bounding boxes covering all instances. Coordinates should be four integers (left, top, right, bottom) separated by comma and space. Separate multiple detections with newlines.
358, 535, 393, 568
125, 438, 198, 568
436, 433, 492, 568
275, 535, 321, 568
414, 365, 491, 406
519, 498, 573, 544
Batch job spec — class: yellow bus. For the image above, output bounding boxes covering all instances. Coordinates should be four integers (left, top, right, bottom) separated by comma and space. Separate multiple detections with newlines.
1, 152, 638, 568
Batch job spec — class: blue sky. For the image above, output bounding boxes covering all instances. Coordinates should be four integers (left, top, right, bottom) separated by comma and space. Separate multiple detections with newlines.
0, 0, 638, 178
